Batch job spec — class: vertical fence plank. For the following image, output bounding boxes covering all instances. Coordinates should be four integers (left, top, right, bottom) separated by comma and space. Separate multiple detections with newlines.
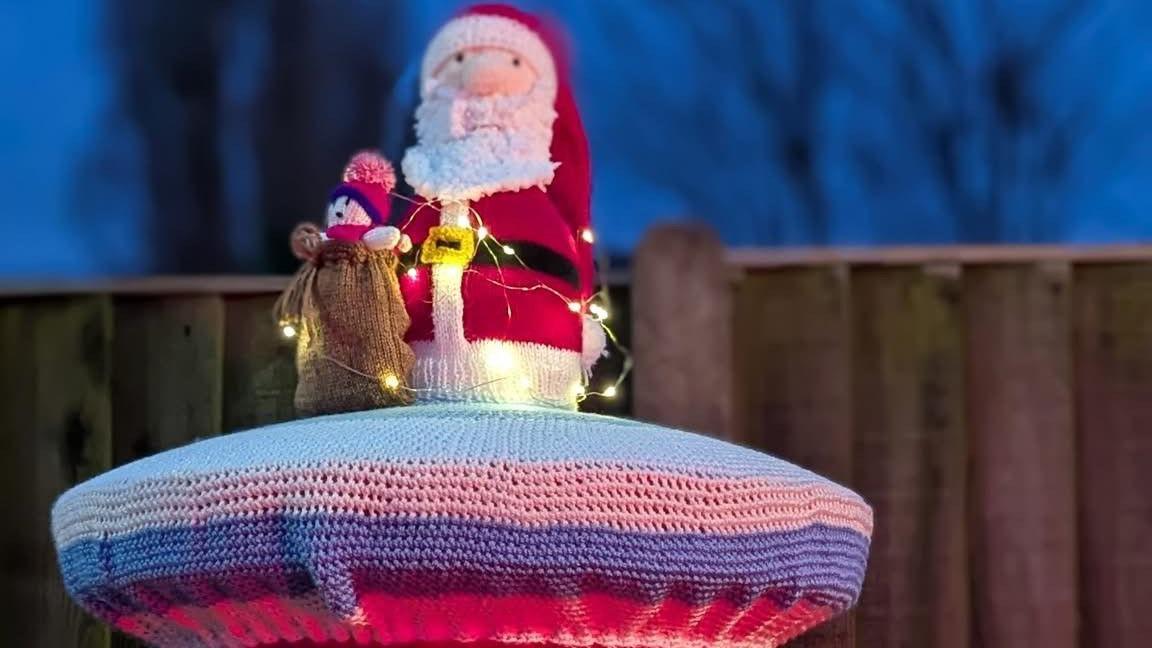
0, 297, 112, 648
222, 295, 296, 430
1073, 264, 1152, 648
965, 265, 1078, 648
112, 296, 224, 464
633, 224, 734, 439
851, 267, 969, 648
733, 267, 854, 478
733, 267, 856, 646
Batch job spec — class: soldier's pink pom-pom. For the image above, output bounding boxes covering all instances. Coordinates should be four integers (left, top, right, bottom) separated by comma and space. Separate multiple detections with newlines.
343, 150, 396, 191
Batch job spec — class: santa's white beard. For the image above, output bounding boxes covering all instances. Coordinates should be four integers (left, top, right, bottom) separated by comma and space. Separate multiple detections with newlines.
402, 84, 558, 202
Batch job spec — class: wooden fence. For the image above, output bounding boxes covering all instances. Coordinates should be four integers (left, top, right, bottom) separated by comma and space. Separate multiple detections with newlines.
2, 224, 1151, 647
634, 224, 1152, 648
0, 279, 297, 647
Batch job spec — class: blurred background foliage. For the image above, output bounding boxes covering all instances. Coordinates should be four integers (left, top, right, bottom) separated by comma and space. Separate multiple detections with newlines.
1, 0, 1150, 276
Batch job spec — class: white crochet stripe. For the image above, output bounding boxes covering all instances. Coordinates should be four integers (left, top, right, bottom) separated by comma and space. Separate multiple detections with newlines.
52, 404, 855, 488
409, 339, 582, 409
421, 13, 557, 93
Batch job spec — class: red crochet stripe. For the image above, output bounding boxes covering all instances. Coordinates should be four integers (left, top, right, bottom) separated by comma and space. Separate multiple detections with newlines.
119, 590, 835, 647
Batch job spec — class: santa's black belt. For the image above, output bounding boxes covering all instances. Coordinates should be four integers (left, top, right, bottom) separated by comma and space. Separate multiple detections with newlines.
404, 240, 580, 290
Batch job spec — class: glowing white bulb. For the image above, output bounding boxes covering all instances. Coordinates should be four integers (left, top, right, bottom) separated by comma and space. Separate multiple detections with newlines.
502, 245, 515, 255
281, 324, 297, 339
581, 228, 595, 244
603, 385, 618, 398
570, 383, 586, 400
477, 226, 489, 240
485, 346, 517, 374
383, 374, 400, 390
589, 303, 609, 320
405, 267, 418, 279
567, 301, 582, 313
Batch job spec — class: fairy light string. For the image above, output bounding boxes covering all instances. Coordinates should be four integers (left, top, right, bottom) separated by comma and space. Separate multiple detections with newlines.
417, 195, 632, 402
282, 191, 632, 403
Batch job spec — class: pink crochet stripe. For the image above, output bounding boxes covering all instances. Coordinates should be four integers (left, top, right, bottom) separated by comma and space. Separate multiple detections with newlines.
56, 462, 873, 544
115, 590, 837, 648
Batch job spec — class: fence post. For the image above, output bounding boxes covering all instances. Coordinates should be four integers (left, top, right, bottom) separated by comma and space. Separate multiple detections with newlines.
632, 223, 734, 440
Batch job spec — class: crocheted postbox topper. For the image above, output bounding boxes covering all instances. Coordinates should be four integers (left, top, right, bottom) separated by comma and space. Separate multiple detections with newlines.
51, 5, 872, 647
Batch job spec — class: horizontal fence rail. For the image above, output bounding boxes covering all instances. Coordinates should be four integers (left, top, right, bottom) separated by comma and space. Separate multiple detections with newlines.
3, 226, 1151, 646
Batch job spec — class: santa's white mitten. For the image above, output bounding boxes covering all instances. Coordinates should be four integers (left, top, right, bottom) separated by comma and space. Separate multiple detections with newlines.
363, 226, 402, 251
581, 314, 607, 376
397, 233, 413, 254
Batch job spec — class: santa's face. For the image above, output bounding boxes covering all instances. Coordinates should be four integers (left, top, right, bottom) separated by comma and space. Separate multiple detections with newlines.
433, 47, 538, 99
401, 46, 559, 202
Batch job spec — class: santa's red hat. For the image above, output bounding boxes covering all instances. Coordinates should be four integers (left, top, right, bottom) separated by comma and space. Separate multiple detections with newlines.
421, 3, 595, 299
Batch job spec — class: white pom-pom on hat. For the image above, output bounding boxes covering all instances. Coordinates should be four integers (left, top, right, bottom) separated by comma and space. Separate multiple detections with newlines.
343, 150, 397, 192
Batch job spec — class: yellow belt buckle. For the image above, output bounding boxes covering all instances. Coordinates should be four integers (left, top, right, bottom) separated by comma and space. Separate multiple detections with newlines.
420, 225, 477, 266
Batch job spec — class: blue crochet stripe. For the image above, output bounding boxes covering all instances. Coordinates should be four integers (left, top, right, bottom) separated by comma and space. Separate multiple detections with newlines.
60, 513, 870, 618
73, 404, 840, 489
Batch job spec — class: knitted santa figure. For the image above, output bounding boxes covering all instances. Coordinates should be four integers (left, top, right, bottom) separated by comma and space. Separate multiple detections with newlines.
399, 3, 604, 408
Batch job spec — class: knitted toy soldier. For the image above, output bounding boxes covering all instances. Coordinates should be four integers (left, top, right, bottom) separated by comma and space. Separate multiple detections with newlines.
276, 150, 415, 416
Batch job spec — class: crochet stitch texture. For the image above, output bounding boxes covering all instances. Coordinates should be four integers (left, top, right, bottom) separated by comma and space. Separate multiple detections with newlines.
53, 403, 872, 647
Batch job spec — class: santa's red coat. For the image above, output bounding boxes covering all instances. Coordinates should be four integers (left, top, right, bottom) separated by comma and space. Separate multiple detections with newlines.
399, 187, 591, 352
